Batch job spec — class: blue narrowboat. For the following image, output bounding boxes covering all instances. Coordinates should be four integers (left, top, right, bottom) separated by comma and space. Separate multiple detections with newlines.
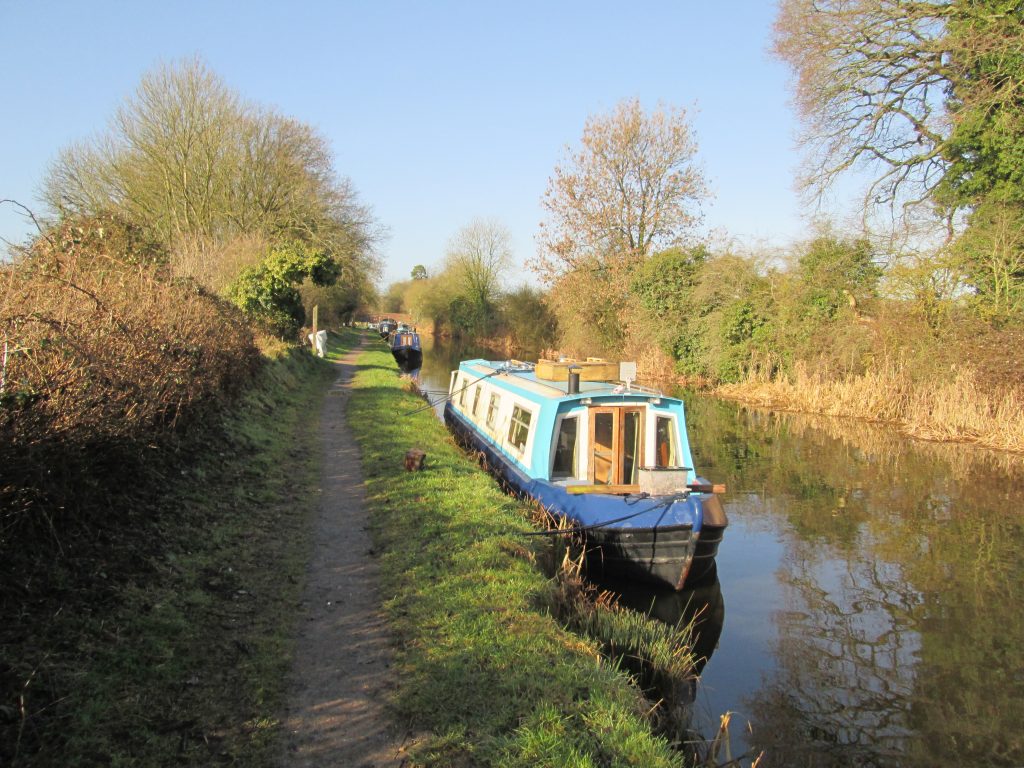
443, 359, 727, 590
391, 330, 423, 371
378, 318, 397, 339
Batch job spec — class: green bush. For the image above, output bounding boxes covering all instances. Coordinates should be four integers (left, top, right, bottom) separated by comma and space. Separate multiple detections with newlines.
226, 241, 342, 337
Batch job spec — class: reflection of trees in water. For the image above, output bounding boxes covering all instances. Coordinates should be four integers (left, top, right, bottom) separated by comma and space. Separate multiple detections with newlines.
747, 557, 921, 767
685, 396, 1024, 767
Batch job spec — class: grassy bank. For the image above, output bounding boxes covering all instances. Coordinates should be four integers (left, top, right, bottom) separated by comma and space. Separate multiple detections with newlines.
1, 330, 359, 767
344, 337, 726, 767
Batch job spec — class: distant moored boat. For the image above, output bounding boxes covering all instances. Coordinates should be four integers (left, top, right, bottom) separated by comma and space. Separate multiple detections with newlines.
391, 330, 423, 372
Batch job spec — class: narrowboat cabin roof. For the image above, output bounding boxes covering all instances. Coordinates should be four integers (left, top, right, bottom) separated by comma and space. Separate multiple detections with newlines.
453, 359, 667, 401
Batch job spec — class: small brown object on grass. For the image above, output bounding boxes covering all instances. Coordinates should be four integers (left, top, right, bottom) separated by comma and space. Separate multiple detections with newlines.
404, 449, 426, 471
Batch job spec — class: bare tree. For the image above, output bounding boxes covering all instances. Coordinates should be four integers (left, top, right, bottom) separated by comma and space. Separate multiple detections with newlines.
42, 57, 381, 297
533, 99, 706, 354
534, 98, 706, 282
773, 0, 952, 217
46, 58, 241, 243
773, 1, 1024, 219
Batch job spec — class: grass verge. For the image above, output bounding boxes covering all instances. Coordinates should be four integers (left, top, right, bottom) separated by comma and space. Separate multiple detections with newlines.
1, 328, 361, 767
344, 337, 694, 767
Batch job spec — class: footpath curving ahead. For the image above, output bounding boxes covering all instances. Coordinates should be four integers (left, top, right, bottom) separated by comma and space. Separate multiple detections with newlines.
280, 336, 407, 766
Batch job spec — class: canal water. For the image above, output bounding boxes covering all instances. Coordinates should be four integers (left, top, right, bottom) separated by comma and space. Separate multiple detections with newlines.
413, 334, 1024, 767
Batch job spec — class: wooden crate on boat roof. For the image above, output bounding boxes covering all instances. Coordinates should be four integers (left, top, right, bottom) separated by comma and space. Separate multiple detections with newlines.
535, 357, 620, 382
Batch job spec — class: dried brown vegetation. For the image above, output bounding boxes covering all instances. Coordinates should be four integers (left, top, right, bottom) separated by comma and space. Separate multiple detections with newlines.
0, 214, 262, 546
717, 360, 1024, 454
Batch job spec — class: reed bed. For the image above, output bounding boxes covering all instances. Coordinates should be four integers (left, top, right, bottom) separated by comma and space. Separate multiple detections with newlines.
716, 360, 1024, 454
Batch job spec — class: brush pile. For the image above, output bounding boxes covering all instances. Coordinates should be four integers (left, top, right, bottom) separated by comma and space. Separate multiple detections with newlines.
0, 214, 262, 550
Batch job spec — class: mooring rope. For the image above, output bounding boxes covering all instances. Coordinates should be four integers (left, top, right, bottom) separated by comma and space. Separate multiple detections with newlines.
401, 367, 505, 416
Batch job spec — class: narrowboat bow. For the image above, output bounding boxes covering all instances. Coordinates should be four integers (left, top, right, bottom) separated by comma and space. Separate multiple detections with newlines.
391, 330, 423, 371
443, 359, 727, 590
378, 319, 397, 339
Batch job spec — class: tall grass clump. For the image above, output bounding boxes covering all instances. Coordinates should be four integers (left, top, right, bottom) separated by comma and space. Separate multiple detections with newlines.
1, 214, 262, 547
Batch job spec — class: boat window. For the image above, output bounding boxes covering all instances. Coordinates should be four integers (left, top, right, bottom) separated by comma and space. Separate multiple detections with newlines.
551, 416, 578, 478
623, 410, 641, 485
458, 375, 468, 407
592, 411, 614, 485
655, 416, 677, 467
486, 393, 500, 428
471, 385, 482, 417
508, 405, 532, 451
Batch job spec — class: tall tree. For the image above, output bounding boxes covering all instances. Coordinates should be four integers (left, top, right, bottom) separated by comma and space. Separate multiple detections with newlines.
42, 57, 380, 308
773, 0, 1024, 219
45, 58, 243, 244
774, 0, 1024, 319
444, 218, 513, 332
534, 98, 706, 353
773, 0, 950, 214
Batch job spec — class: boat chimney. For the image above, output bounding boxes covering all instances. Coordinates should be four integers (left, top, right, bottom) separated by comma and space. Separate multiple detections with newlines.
567, 365, 581, 395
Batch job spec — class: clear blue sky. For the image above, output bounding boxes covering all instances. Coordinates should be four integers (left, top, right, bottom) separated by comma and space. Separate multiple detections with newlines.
0, 0, 825, 288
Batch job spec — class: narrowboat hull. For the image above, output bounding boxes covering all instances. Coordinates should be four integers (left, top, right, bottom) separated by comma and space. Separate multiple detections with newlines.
392, 346, 423, 370
445, 402, 723, 590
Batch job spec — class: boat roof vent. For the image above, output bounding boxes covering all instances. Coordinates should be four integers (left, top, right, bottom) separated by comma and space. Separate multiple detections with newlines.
619, 362, 637, 388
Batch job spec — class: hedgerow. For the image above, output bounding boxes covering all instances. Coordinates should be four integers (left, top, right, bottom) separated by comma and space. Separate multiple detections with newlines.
0, 214, 262, 548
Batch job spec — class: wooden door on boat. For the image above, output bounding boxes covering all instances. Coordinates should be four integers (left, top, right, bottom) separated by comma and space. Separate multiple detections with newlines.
588, 407, 644, 487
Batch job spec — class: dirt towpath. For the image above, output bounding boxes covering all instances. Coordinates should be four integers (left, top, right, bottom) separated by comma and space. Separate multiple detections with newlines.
280, 339, 407, 767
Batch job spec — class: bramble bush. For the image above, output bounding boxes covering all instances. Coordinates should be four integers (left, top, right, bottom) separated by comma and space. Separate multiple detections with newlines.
1, 214, 262, 547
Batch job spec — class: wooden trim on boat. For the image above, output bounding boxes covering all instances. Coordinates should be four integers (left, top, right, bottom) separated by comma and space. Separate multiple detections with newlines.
566, 484, 640, 495
687, 481, 728, 494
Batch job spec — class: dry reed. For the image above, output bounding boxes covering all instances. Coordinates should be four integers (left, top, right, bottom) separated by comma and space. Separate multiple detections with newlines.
716, 359, 1024, 454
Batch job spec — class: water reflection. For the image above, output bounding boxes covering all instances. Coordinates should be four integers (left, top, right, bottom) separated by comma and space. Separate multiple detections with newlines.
396, 362, 421, 377
416, 336, 1024, 766
686, 398, 1024, 767
416, 335, 512, 417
